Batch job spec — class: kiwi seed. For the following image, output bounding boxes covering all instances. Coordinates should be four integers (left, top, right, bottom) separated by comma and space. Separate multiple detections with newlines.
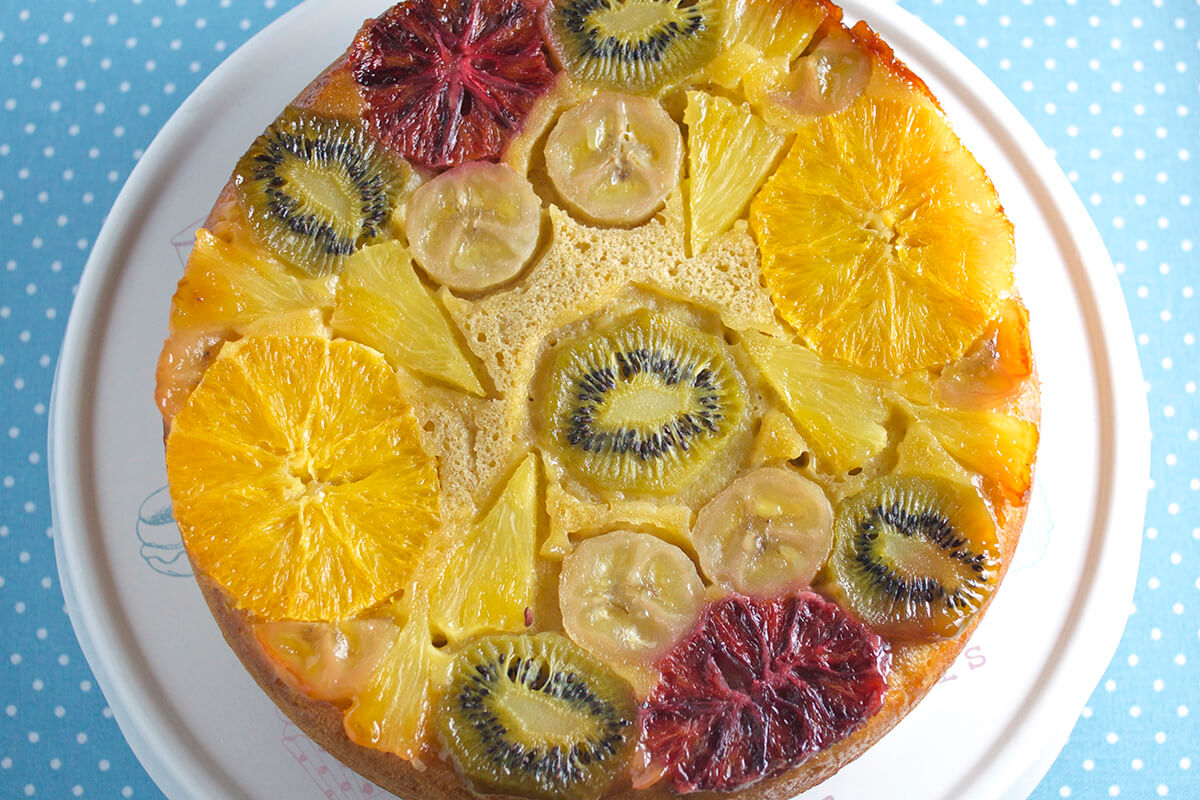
540, 309, 747, 496
233, 107, 404, 277
437, 632, 636, 800
828, 474, 1002, 640
542, 0, 724, 94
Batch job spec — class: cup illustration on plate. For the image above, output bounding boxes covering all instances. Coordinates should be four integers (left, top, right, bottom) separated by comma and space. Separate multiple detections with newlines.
136, 484, 192, 577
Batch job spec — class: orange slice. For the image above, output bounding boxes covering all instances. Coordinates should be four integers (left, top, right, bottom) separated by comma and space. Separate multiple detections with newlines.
750, 89, 1014, 375
165, 335, 439, 621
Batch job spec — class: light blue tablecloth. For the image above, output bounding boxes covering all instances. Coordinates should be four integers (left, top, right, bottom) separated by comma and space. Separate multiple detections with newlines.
1, 1, 1195, 797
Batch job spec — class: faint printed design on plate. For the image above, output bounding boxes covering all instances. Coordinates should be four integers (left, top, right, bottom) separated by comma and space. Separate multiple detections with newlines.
936, 644, 989, 685
278, 710, 398, 800
136, 484, 191, 577
170, 215, 206, 268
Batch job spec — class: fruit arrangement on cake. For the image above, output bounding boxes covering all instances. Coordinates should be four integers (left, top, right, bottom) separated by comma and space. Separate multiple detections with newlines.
154, 0, 1039, 797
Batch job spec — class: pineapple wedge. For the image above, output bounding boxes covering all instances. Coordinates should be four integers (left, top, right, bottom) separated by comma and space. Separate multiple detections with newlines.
707, 0, 831, 89
742, 330, 889, 473
910, 405, 1038, 502
254, 594, 444, 764
343, 589, 444, 763
894, 418, 975, 488
725, 0, 831, 59
169, 229, 337, 335
430, 455, 539, 640
332, 240, 484, 395
750, 406, 810, 466
685, 91, 786, 255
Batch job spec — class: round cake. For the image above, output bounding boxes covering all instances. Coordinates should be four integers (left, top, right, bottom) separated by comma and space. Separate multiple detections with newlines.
154, 0, 1040, 797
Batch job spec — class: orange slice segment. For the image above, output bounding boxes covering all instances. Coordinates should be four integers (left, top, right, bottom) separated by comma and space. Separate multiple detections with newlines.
750, 90, 1014, 375
166, 336, 439, 621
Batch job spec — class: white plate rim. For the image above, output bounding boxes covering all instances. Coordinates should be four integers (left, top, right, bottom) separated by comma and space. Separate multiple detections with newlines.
48, 1, 1151, 799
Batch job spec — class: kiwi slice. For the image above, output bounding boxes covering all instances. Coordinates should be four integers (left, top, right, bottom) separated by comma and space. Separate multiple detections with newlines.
541, 0, 723, 94
233, 107, 404, 277
437, 632, 636, 800
827, 474, 1002, 641
540, 310, 748, 497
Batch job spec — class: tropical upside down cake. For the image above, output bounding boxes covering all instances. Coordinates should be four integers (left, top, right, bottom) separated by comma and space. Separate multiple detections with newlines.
155, 0, 1039, 797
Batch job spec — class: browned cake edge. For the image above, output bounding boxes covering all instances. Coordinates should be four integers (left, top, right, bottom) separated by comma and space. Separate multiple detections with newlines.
193, 477, 1034, 800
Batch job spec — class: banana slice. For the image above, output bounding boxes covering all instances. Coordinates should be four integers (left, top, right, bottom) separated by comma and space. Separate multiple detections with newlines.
559, 530, 704, 665
692, 467, 834, 597
544, 92, 683, 226
405, 162, 541, 292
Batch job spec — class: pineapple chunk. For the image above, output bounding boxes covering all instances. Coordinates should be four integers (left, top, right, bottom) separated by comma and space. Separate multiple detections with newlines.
751, 407, 809, 465
343, 590, 443, 763
743, 330, 889, 473
169, 229, 337, 335
430, 456, 539, 640
911, 405, 1038, 501
707, 43, 788, 93
541, 469, 694, 561
894, 419, 975, 488
238, 308, 329, 339
727, 0, 830, 59
331, 240, 484, 396
684, 91, 786, 255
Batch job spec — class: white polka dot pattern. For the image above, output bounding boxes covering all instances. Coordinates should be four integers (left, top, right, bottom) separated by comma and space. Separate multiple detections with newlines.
0, 0, 1195, 798
899, 3, 1200, 798
0, 3, 302, 797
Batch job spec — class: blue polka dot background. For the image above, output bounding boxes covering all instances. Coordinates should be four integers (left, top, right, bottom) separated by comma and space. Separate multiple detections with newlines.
1, 1, 1195, 798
